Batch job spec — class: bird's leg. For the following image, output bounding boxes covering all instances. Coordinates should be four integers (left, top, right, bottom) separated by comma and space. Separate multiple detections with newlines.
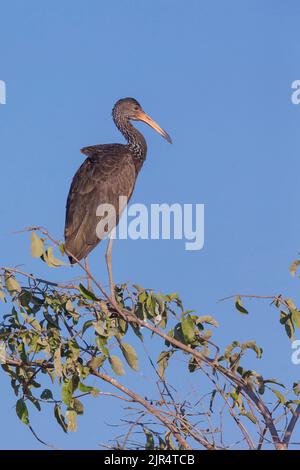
84, 257, 92, 291
105, 236, 115, 300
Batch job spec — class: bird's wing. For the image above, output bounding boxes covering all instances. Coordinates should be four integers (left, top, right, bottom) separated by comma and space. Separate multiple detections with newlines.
64, 150, 136, 262
80, 144, 125, 159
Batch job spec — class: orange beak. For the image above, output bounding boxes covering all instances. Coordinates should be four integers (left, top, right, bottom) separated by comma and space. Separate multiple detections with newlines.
135, 110, 172, 144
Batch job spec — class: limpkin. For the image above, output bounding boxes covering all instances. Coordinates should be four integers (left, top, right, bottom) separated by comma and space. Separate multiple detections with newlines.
64, 97, 172, 296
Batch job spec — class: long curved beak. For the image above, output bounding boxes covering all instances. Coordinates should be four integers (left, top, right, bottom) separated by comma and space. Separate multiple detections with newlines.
135, 110, 172, 144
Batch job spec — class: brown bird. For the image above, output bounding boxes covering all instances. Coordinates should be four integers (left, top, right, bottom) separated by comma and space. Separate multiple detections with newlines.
64, 97, 172, 296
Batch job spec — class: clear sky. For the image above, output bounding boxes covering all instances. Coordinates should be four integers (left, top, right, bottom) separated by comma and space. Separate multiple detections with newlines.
1, 0, 300, 449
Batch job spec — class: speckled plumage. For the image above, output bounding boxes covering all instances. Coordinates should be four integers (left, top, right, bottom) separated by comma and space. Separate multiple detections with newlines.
64, 98, 171, 264
65, 144, 139, 263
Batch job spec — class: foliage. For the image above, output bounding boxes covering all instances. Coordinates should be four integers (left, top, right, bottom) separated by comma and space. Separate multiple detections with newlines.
0, 228, 300, 449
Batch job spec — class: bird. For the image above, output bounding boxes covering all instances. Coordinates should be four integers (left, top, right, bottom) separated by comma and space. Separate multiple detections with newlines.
64, 97, 172, 297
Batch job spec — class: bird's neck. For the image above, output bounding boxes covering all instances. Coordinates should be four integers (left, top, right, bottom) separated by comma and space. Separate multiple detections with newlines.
113, 115, 147, 170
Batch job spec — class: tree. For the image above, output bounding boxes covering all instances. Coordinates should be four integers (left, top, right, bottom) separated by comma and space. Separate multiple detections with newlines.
1, 227, 300, 450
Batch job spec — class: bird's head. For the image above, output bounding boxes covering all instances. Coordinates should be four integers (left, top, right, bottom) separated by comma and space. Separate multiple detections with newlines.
112, 97, 172, 144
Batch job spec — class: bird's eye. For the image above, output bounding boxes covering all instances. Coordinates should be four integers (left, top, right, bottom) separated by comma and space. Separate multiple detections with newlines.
134, 106, 139, 110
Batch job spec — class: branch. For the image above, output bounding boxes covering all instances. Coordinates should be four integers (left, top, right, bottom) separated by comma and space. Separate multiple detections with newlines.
5, 227, 289, 449
90, 368, 196, 450
242, 384, 284, 450
218, 294, 279, 302
202, 369, 255, 450
282, 404, 300, 448
0, 266, 80, 290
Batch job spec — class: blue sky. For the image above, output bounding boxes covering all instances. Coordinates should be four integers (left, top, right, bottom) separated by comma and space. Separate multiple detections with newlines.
1, 0, 300, 449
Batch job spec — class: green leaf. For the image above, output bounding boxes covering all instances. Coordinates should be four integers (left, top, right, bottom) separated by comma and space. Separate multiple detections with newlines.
242, 341, 263, 359
209, 389, 217, 412
40, 389, 53, 400
166, 292, 180, 301
65, 410, 77, 432
286, 298, 297, 310
157, 350, 173, 379
290, 259, 300, 277
5, 272, 21, 294
88, 355, 106, 370
65, 299, 75, 313
120, 343, 139, 371
78, 365, 90, 380
270, 387, 285, 404
257, 375, 265, 395
109, 355, 125, 376
0, 289, 5, 302
280, 311, 289, 325
93, 321, 106, 336
132, 284, 145, 293
181, 314, 195, 343
145, 292, 156, 317
61, 377, 78, 407
188, 357, 200, 372
27, 393, 41, 411
82, 320, 94, 335
293, 381, 300, 396
165, 431, 176, 450
16, 399, 29, 425
62, 381, 73, 407
79, 283, 100, 301
73, 398, 84, 415
242, 411, 257, 424
291, 309, 300, 329
95, 336, 109, 356
263, 379, 285, 388
19, 310, 42, 332
144, 428, 154, 450
230, 390, 243, 410
44, 246, 66, 268
282, 313, 295, 341
30, 232, 45, 258
130, 322, 144, 342
116, 318, 128, 337
225, 341, 240, 360
59, 242, 65, 256
43, 311, 60, 329
78, 382, 100, 397
54, 404, 67, 433
235, 296, 248, 314
54, 347, 63, 378
197, 315, 219, 328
